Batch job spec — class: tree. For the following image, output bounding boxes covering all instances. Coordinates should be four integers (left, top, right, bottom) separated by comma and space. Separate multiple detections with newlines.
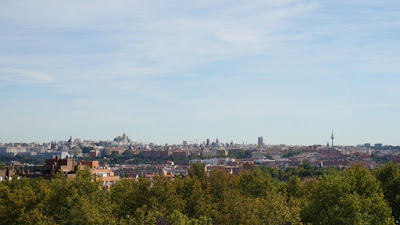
15, 208, 57, 225
256, 193, 302, 225
188, 163, 205, 180
286, 175, 303, 199
208, 169, 236, 202
149, 176, 184, 215
46, 168, 114, 225
301, 165, 394, 225
236, 168, 275, 198
119, 206, 159, 225
111, 178, 152, 219
175, 176, 211, 219
0, 177, 51, 225
167, 210, 212, 225
212, 190, 301, 225
375, 161, 400, 224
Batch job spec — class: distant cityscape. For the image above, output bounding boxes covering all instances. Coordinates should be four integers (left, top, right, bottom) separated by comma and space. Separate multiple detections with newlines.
1, 132, 400, 184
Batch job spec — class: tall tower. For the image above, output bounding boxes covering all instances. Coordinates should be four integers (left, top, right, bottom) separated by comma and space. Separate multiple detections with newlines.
258, 137, 264, 147
331, 130, 334, 147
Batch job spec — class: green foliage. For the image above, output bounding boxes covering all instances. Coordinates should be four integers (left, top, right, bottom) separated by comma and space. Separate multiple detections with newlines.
208, 169, 236, 202
111, 178, 152, 219
0, 164, 398, 224
260, 164, 339, 182
176, 177, 211, 219
228, 149, 251, 159
0, 155, 45, 164
301, 165, 394, 225
260, 166, 279, 178
375, 161, 400, 224
236, 168, 276, 198
150, 176, 185, 215
212, 189, 301, 225
168, 210, 212, 225
119, 206, 159, 225
282, 150, 302, 158
286, 175, 303, 199
188, 163, 205, 179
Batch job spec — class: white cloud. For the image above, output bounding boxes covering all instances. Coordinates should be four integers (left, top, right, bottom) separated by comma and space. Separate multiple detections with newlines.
0, 68, 53, 83
1, 1, 400, 144
0, 0, 318, 71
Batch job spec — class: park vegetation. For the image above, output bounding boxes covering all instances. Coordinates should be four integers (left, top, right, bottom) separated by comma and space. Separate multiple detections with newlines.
1, 162, 400, 224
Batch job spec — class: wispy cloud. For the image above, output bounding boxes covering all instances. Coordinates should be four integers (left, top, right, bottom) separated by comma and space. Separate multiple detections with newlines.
1, 1, 400, 144
0, 68, 53, 83
0, 0, 318, 77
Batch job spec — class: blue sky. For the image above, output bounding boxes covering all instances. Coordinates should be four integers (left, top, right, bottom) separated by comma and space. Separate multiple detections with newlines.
1, 0, 400, 145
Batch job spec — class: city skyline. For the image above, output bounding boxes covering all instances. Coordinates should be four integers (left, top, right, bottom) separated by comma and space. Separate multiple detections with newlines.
0, 132, 393, 147
1, 1, 400, 145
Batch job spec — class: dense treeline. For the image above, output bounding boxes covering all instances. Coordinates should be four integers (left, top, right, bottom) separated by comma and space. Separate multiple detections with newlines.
0, 156, 45, 165
1, 162, 400, 225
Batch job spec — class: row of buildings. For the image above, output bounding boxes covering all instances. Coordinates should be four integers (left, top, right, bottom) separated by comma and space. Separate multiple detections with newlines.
1, 157, 119, 187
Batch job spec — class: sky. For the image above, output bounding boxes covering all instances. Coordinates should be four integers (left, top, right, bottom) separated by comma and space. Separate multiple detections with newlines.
1, 0, 400, 145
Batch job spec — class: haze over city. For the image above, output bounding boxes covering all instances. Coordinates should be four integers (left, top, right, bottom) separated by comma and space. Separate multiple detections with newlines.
1, 0, 400, 145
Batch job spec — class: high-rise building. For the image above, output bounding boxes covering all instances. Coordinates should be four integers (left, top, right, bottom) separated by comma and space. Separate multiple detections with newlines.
374, 143, 383, 148
206, 139, 210, 146
258, 137, 264, 147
